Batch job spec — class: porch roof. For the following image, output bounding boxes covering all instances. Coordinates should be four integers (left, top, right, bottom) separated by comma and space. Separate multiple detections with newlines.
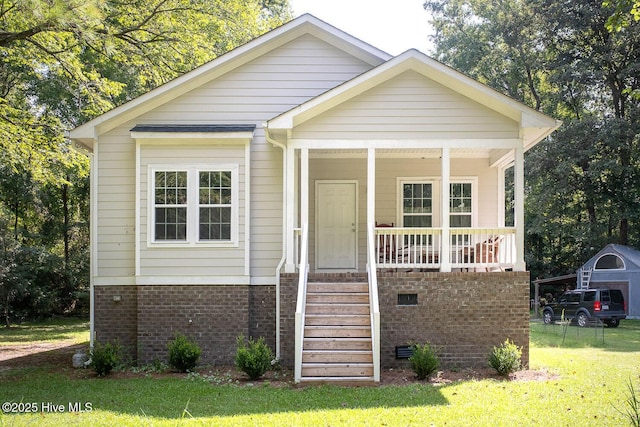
266, 49, 561, 156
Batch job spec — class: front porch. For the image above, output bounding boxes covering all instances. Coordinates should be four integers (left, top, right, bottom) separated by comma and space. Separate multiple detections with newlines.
282, 148, 526, 274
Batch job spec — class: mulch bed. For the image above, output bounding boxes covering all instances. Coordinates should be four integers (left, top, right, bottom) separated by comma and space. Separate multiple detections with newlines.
0, 341, 558, 385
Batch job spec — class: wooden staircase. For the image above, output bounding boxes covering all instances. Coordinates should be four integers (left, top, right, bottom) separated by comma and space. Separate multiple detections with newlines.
301, 282, 374, 384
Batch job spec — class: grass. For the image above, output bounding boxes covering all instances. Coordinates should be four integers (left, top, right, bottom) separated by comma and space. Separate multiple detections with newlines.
0, 318, 89, 346
1, 319, 639, 426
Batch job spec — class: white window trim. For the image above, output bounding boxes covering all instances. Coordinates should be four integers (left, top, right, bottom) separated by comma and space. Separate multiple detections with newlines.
396, 177, 478, 227
594, 254, 626, 270
147, 164, 239, 248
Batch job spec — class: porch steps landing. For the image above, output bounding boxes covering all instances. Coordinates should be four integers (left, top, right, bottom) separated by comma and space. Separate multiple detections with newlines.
301, 282, 374, 385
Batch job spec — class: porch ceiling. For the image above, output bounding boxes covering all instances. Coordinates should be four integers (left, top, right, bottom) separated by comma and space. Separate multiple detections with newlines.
309, 147, 492, 159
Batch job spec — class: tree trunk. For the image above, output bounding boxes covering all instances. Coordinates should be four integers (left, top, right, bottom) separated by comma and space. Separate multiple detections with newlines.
63, 181, 70, 271
619, 217, 629, 246
4, 297, 9, 328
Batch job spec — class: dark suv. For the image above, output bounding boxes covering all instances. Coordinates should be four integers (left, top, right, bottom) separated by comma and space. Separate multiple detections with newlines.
542, 288, 626, 327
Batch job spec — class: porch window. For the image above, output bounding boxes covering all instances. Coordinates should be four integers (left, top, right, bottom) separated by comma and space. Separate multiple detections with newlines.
450, 182, 472, 227
402, 183, 433, 227
450, 181, 473, 245
151, 166, 237, 245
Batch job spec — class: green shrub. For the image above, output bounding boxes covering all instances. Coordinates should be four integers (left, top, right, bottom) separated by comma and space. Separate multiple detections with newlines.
235, 335, 273, 380
168, 334, 202, 372
488, 339, 522, 376
409, 342, 440, 380
90, 340, 121, 377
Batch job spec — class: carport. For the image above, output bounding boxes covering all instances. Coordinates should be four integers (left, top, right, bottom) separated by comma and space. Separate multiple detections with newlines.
533, 274, 577, 318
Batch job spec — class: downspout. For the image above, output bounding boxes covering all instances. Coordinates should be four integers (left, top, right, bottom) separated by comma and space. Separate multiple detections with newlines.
264, 124, 287, 361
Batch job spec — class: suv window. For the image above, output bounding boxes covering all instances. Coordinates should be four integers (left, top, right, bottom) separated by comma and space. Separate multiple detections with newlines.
611, 290, 624, 304
583, 291, 596, 302
569, 293, 581, 303
601, 290, 611, 303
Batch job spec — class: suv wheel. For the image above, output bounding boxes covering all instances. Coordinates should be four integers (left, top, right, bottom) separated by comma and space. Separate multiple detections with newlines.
576, 312, 588, 327
606, 319, 620, 328
543, 310, 553, 325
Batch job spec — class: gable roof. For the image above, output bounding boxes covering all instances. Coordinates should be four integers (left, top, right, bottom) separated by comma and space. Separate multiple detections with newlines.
583, 244, 640, 271
266, 49, 561, 152
68, 14, 391, 150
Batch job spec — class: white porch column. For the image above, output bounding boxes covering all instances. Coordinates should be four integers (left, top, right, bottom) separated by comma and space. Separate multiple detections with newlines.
300, 148, 309, 235
440, 147, 451, 272
514, 147, 526, 271
284, 145, 296, 273
367, 148, 375, 229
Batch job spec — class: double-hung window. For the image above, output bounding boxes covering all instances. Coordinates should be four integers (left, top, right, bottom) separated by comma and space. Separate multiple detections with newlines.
450, 181, 475, 246
450, 182, 472, 227
198, 171, 232, 241
151, 166, 237, 245
402, 182, 433, 228
401, 181, 434, 246
154, 171, 188, 241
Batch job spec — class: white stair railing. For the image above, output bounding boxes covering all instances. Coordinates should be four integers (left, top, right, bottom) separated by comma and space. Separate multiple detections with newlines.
366, 222, 380, 382
294, 224, 309, 383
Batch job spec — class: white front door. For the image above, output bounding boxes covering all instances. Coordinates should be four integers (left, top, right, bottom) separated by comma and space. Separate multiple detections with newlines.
316, 181, 358, 270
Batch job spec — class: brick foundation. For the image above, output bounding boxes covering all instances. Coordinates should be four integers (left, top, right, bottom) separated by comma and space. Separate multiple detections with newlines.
93, 284, 277, 366
377, 271, 530, 369
93, 271, 529, 370
93, 286, 138, 363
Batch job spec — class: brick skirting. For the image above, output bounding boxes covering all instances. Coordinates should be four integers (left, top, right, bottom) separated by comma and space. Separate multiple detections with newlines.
376, 271, 530, 368
93, 271, 529, 369
93, 284, 276, 366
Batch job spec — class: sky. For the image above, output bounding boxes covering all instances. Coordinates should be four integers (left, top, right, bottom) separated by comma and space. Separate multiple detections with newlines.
288, 0, 435, 55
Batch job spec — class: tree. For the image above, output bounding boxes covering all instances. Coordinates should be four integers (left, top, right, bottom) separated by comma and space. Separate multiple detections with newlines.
605, 0, 640, 31
0, 0, 292, 324
424, 0, 640, 278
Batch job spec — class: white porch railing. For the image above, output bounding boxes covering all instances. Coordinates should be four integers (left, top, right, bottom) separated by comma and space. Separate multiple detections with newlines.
376, 227, 516, 271
293, 224, 309, 383
366, 222, 380, 382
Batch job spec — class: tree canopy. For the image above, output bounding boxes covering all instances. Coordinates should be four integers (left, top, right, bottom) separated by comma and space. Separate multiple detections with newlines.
0, 0, 291, 325
424, 0, 640, 279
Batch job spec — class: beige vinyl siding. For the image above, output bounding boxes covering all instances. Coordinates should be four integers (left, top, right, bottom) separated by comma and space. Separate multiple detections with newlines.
140, 35, 374, 125
93, 35, 375, 281
128, 35, 374, 278
293, 71, 520, 140
139, 144, 245, 277
96, 132, 136, 278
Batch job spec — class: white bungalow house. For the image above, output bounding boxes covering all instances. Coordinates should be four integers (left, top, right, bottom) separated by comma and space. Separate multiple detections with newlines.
69, 15, 560, 383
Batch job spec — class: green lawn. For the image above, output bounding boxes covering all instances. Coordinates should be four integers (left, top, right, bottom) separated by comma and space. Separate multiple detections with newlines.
0, 318, 89, 346
1, 319, 639, 426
